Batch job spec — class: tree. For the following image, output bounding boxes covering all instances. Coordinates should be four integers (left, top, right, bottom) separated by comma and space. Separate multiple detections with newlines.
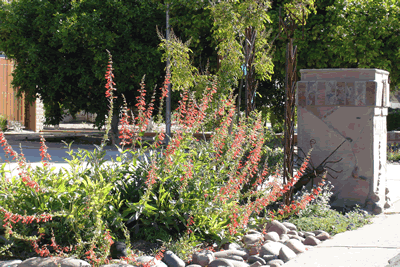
0, 0, 166, 140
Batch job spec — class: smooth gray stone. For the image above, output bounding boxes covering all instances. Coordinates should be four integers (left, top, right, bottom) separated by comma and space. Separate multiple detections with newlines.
192, 250, 215, 266
247, 255, 266, 265
0, 260, 22, 267
266, 259, 284, 267
278, 246, 296, 263
282, 222, 297, 231
260, 242, 284, 257
303, 236, 321, 246
214, 250, 248, 261
225, 259, 250, 267
163, 250, 185, 267
264, 232, 280, 242
262, 254, 278, 262
267, 221, 288, 236
136, 256, 168, 267
209, 258, 235, 267
284, 239, 306, 254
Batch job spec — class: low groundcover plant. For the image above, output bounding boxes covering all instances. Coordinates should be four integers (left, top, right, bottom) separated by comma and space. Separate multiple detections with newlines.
0, 51, 372, 266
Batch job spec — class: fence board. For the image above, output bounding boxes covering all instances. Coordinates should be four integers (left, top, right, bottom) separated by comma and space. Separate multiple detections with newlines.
0, 56, 25, 126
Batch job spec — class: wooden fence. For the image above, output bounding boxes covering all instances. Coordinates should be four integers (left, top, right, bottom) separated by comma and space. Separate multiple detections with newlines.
0, 56, 26, 125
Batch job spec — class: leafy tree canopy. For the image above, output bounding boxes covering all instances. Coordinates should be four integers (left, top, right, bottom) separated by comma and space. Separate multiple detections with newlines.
0, 0, 166, 129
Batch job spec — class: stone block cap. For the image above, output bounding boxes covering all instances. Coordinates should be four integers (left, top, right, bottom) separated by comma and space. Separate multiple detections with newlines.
297, 69, 390, 107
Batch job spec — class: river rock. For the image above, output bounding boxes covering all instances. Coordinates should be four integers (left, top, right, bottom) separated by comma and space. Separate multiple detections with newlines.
223, 243, 242, 250
136, 256, 167, 267
267, 259, 284, 267
214, 250, 248, 261
247, 230, 262, 235
0, 260, 22, 267
247, 255, 266, 265
249, 261, 262, 267
18, 257, 63, 267
282, 222, 297, 231
304, 231, 315, 237
267, 221, 288, 236
226, 260, 250, 267
60, 258, 91, 267
315, 231, 330, 241
303, 236, 321, 246
279, 234, 290, 243
259, 242, 284, 257
287, 230, 298, 236
243, 234, 263, 246
262, 254, 278, 262
284, 239, 306, 254
208, 259, 235, 267
100, 264, 134, 267
264, 232, 280, 242
163, 250, 185, 267
192, 250, 215, 266
279, 246, 296, 263
110, 241, 128, 259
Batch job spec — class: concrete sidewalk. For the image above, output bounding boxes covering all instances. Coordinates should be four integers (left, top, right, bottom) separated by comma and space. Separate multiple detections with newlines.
283, 164, 400, 267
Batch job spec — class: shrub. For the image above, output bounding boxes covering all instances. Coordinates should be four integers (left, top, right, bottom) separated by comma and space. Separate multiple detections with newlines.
387, 108, 400, 131
0, 51, 324, 265
0, 115, 7, 132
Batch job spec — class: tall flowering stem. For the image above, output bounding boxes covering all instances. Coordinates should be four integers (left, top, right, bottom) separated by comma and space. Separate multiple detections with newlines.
101, 49, 117, 150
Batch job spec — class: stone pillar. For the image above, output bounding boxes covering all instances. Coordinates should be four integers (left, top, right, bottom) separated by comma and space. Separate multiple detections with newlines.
296, 69, 389, 214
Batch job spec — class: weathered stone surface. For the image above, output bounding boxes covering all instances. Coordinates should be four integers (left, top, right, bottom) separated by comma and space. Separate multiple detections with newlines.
136, 256, 168, 267
249, 261, 262, 267
0, 260, 22, 267
247, 255, 266, 265
192, 250, 215, 266
279, 234, 290, 243
214, 250, 248, 260
284, 239, 306, 254
287, 235, 305, 243
163, 250, 185, 267
18, 257, 63, 267
223, 243, 242, 250
267, 221, 288, 236
186, 265, 202, 267
259, 242, 284, 257
262, 255, 278, 262
315, 231, 330, 241
264, 232, 280, 242
100, 264, 134, 267
247, 230, 262, 235
60, 258, 91, 267
208, 259, 235, 267
303, 236, 321, 246
304, 231, 315, 237
248, 245, 259, 256
266, 259, 285, 267
297, 231, 305, 237
282, 222, 297, 231
110, 241, 128, 259
313, 230, 325, 236
243, 234, 263, 246
287, 230, 298, 236
279, 246, 297, 263
225, 259, 250, 267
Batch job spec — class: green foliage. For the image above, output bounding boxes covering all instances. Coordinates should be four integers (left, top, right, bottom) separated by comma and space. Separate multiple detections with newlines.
0, 142, 128, 259
0, 0, 165, 129
387, 108, 400, 131
388, 143, 400, 162
0, 115, 7, 132
287, 181, 373, 235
